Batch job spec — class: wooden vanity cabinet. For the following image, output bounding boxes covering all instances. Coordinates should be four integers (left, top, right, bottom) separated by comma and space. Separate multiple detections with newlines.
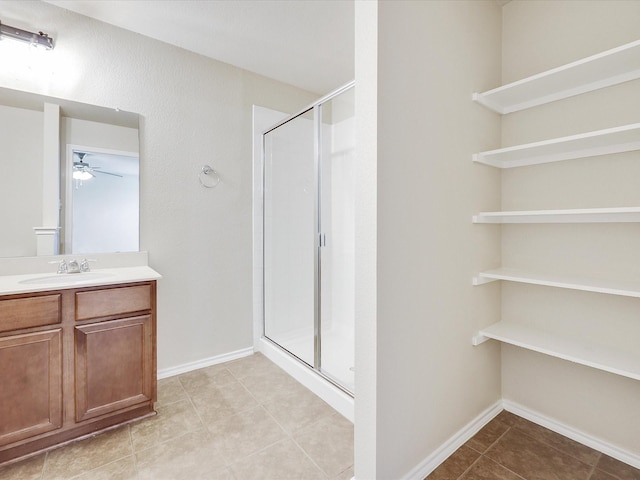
0, 281, 157, 465
74, 284, 155, 422
0, 293, 63, 448
0, 329, 63, 447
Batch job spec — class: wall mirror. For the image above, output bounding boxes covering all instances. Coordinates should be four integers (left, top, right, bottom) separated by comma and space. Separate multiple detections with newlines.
0, 86, 140, 258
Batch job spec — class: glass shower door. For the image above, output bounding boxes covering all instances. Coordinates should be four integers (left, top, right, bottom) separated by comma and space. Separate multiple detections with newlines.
263, 109, 317, 367
319, 86, 355, 392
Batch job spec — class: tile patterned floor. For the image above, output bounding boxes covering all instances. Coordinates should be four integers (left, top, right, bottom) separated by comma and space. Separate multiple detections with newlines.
426, 411, 640, 480
0, 353, 354, 480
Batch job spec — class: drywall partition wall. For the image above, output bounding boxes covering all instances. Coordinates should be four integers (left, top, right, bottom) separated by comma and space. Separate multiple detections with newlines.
0, 0, 316, 371
370, 1, 502, 477
62, 117, 139, 153
0, 104, 43, 257
353, 1, 378, 478
500, 0, 640, 456
41, 103, 60, 256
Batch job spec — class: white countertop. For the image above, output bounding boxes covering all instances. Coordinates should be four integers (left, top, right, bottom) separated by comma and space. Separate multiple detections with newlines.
0, 266, 162, 296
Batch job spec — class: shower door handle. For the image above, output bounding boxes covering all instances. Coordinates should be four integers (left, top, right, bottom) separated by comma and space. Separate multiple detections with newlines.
319, 233, 327, 247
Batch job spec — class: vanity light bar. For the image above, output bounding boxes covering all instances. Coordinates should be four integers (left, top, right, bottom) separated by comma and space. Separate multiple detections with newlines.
0, 20, 54, 50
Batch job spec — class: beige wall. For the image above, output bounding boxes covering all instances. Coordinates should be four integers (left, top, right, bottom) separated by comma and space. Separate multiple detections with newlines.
355, 1, 503, 477
0, 104, 43, 257
501, 0, 640, 454
0, 0, 316, 371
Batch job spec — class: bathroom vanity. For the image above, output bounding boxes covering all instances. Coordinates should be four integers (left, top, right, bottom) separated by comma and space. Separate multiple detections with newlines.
0, 265, 160, 465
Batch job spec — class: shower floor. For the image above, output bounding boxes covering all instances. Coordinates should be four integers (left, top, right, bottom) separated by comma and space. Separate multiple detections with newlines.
271, 324, 354, 393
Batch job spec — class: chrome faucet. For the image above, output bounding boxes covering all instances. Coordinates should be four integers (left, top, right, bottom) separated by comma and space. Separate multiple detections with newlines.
80, 258, 97, 272
50, 258, 97, 274
67, 259, 81, 273
55, 259, 68, 274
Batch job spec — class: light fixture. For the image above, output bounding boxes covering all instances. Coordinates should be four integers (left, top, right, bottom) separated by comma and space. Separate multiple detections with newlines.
73, 170, 94, 181
0, 20, 54, 50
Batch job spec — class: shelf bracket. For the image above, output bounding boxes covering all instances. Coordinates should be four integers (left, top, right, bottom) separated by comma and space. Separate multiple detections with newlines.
472, 333, 490, 346
472, 275, 498, 286
471, 92, 505, 114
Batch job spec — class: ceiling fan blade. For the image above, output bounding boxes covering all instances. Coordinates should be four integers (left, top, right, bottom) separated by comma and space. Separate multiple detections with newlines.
94, 170, 123, 178
73, 154, 124, 178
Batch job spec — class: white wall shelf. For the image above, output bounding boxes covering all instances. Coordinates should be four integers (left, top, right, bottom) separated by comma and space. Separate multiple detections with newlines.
471, 321, 640, 381
472, 39, 640, 386
473, 206, 640, 224
473, 267, 640, 298
472, 40, 640, 114
473, 123, 640, 168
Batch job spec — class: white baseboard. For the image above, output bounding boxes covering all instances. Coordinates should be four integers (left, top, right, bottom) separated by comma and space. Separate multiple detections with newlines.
401, 399, 640, 479
157, 347, 254, 379
402, 400, 503, 480
502, 399, 640, 470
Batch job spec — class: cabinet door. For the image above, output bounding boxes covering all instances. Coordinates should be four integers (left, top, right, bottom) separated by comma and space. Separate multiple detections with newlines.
75, 315, 153, 422
0, 330, 63, 446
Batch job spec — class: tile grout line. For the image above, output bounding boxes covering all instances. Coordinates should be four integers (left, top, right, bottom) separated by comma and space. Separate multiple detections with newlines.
179, 373, 212, 427
454, 453, 484, 480
64, 454, 135, 480
131, 423, 207, 457
289, 430, 334, 478
252, 399, 329, 476
457, 453, 529, 480
152, 380, 189, 408
184, 360, 318, 472
226, 357, 350, 477
127, 423, 139, 477
39, 451, 48, 480
481, 420, 514, 455
225, 436, 291, 472
229, 359, 340, 438
177, 369, 239, 468
34, 421, 146, 479
457, 423, 526, 480
291, 426, 336, 478
486, 451, 529, 480
478, 416, 630, 480
227, 372, 306, 443
511, 420, 603, 475
40, 450, 50, 479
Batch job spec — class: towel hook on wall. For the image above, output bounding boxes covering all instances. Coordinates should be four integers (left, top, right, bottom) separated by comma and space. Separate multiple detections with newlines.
199, 165, 220, 188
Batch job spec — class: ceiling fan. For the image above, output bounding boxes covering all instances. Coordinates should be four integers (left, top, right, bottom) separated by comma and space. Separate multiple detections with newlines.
73, 152, 123, 180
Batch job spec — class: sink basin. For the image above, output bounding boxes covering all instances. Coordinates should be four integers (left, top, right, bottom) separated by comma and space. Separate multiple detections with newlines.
19, 272, 114, 285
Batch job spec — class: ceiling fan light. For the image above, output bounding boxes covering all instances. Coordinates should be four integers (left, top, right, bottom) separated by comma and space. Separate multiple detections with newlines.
73, 170, 93, 181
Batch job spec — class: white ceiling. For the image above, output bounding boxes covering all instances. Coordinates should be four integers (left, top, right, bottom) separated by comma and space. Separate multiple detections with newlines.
44, 0, 355, 95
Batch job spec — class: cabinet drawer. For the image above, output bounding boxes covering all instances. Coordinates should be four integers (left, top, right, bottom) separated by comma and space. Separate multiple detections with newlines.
76, 284, 152, 321
0, 294, 61, 333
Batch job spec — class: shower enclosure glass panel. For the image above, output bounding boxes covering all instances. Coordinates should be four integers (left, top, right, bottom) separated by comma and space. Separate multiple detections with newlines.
263, 83, 355, 394
263, 109, 316, 367
319, 88, 355, 392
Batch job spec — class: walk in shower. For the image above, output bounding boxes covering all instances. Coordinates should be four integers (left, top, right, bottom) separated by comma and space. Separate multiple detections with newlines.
262, 82, 355, 396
